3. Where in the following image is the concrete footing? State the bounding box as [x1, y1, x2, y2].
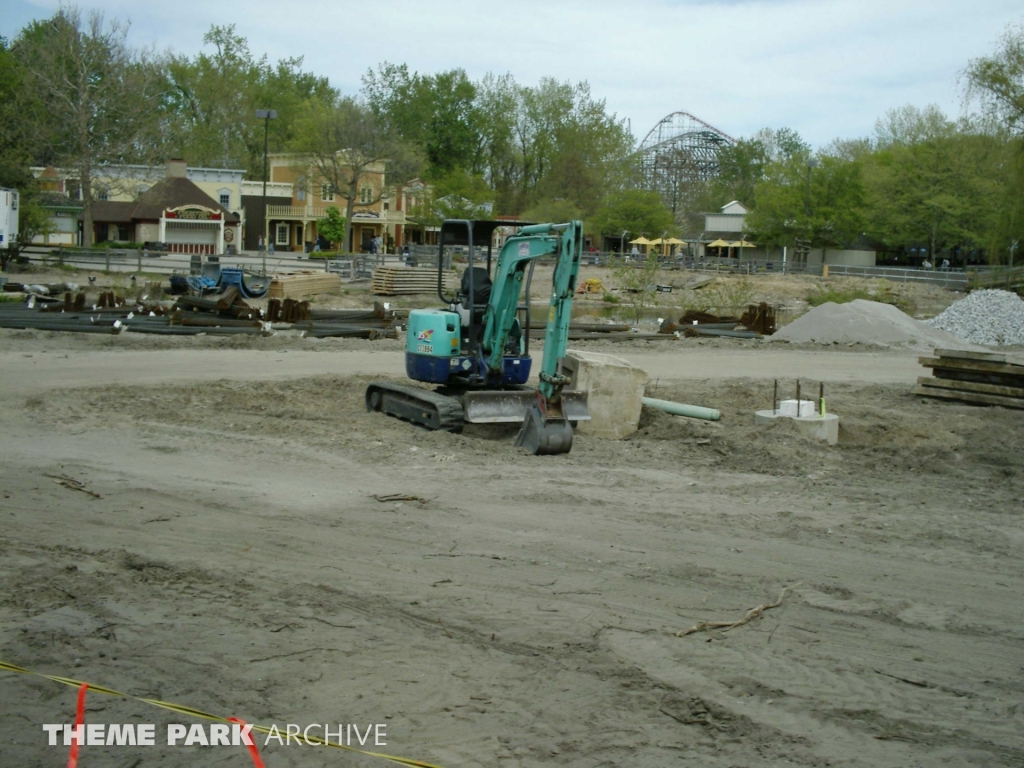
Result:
[755, 408, 840, 445]
[561, 350, 647, 439]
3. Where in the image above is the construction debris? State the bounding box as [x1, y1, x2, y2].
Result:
[0, 287, 399, 339]
[660, 304, 774, 338]
[914, 348, 1024, 410]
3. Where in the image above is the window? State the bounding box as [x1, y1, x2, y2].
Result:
[320, 183, 334, 202]
[219, 193, 230, 207]
[359, 186, 373, 204]
[95, 186, 109, 201]
[276, 223, 289, 245]
[296, 176, 306, 202]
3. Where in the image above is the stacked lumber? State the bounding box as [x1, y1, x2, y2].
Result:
[266, 272, 341, 300]
[371, 267, 458, 296]
[914, 348, 1024, 410]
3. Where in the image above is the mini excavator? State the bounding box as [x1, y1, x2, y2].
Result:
[365, 220, 590, 455]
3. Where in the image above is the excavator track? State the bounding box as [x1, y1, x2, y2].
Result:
[365, 381, 465, 433]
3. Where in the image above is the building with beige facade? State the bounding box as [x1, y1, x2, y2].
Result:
[258, 153, 409, 253]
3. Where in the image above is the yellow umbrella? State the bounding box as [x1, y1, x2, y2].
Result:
[648, 237, 664, 245]
[664, 237, 684, 245]
[629, 236, 652, 245]
[707, 238, 731, 247]
[730, 240, 756, 248]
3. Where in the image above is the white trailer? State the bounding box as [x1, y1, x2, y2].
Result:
[0, 188, 19, 250]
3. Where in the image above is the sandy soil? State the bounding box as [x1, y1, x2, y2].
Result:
[1, 326, 1022, 767]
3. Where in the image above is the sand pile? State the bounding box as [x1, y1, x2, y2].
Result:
[772, 299, 976, 349]
[924, 289, 1024, 346]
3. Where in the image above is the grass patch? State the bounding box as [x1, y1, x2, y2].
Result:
[806, 286, 873, 306]
[806, 283, 911, 312]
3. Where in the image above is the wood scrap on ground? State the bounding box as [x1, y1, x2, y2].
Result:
[373, 493, 433, 504]
[676, 582, 801, 637]
[43, 472, 102, 499]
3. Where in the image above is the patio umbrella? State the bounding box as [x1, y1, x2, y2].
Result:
[707, 239, 731, 247]
[730, 240, 756, 248]
[664, 237, 684, 245]
[629, 236, 652, 245]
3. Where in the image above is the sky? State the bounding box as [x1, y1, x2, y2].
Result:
[2, 0, 1021, 148]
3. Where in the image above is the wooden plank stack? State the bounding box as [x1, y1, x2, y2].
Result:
[914, 348, 1024, 410]
[266, 272, 341, 300]
[371, 267, 458, 296]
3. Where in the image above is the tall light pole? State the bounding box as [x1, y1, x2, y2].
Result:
[255, 109, 277, 261]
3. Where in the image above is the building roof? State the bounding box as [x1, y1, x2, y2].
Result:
[131, 176, 239, 222]
[90, 201, 136, 224]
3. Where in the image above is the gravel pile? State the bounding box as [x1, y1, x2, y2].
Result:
[924, 289, 1024, 346]
[772, 299, 978, 349]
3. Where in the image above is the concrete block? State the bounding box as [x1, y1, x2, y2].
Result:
[778, 399, 817, 417]
[561, 350, 647, 439]
[754, 409, 840, 445]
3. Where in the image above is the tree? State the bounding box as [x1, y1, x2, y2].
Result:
[408, 168, 495, 227]
[363, 63, 479, 178]
[292, 96, 420, 253]
[964, 22, 1024, 136]
[521, 198, 583, 225]
[745, 149, 866, 256]
[14, 7, 163, 246]
[590, 189, 676, 245]
[861, 105, 1001, 264]
[164, 25, 335, 177]
[0, 36, 46, 190]
[315, 207, 346, 248]
[963, 22, 1024, 260]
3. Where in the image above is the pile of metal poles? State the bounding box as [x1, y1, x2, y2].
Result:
[0, 288, 399, 339]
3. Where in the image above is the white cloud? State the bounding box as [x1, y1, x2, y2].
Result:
[4, 0, 1021, 146]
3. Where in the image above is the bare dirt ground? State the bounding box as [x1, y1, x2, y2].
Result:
[1, 323, 1023, 767]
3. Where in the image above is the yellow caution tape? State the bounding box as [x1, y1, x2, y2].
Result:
[0, 660, 445, 768]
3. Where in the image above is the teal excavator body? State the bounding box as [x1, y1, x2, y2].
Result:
[365, 220, 589, 454]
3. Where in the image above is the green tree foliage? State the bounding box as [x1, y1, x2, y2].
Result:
[965, 22, 1024, 136]
[0, 36, 44, 189]
[315, 207, 346, 247]
[364, 69, 632, 218]
[292, 96, 421, 253]
[590, 189, 676, 244]
[861, 105, 1001, 264]
[363, 63, 479, 177]
[746, 150, 866, 253]
[964, 22, 1024, 260]
[164, 25, 336, 176]
[408, 168, 495, 227]
[13, 8, 164, 246]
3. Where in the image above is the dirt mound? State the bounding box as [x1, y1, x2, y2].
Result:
[771, 299, 976, 349]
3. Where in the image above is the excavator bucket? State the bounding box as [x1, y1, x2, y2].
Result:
[462, 390, 590, 424]
[514, 403, 574, 455]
